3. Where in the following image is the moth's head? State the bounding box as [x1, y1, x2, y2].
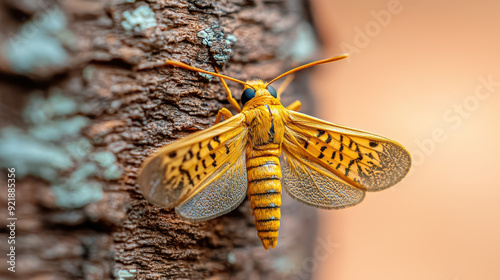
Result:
[161, 54, 348, 110]
[240, 80, 278, 107]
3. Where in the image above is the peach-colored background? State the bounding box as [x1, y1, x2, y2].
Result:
[308, 1, 500, 280]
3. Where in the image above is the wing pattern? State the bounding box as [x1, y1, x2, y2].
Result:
[138, 113, 247, 208]
[284, 111, 411, 192]
[280, 152, 365, 209]
[176, 153, 247, 221]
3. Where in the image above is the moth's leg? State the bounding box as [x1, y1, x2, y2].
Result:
[215, 108, 234, 124]
[277, 73, 295, 100]
[286, 100, 301, 111]
[214, 66, 242, 113]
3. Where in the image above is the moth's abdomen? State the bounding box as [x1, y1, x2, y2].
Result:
[246, 146, 282, 250]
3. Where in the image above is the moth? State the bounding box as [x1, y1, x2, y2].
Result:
[138, 54, 411, 250]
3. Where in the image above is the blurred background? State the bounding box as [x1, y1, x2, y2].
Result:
[1, 0, 499, 279]
[309, 1, 500, 280]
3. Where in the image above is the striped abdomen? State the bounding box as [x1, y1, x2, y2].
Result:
[246, 146, 282, 250]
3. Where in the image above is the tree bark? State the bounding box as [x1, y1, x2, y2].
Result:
[0, 0, 321, 279]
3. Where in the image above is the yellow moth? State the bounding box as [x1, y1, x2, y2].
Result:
[138, 55, 411, 249]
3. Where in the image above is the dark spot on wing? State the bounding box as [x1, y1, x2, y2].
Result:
[326, 134, 332, 144]
[180, 167, 193, 186]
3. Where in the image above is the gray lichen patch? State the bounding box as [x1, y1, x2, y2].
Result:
[1, 7, 73, 76]
[116, 269, 137, 280]
[23, 90, 79, 124]
[0, 90, 122, 208]
[29, 116, 90, 141]
[197, 23, 237, 65]
[121, 5, 157, 32]
[65, 138, 93, 161]
[0, 127, 73, 181]
[198, 72, 214, 81]
[89, 152, 123, 180]
[51, 181, 103, 209]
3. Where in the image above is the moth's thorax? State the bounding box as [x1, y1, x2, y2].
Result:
[243, 104, 286, 147]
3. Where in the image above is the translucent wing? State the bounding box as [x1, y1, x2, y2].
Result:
[176, 152, 247, 221]
[138, 113, 248, 219]
[281, 152, 365, 209]
[281, 110, 411, 208]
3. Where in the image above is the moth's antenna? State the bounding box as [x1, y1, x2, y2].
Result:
[165, 60, 248, 86]
[267, 54, 349, 86]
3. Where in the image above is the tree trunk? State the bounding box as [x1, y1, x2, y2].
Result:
[0, 0, 321, 279]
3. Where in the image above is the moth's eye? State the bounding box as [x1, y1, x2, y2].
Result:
[267, 85, 277, 98]
[241, 88, 256, 105]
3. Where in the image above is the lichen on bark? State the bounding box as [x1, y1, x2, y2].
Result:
[0, 0, 321, 279]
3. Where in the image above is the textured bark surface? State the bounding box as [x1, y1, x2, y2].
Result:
[0, 0, 321, 279]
